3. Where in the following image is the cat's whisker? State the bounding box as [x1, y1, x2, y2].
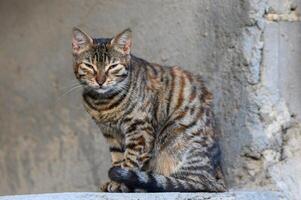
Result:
[56, 84, 83, 103]
[59, 82, 81, 91]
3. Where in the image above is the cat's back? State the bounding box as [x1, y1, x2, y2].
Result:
[134, 58, 213, 124]
[152, 63, 212, 115]
[139, 58, 209, 97]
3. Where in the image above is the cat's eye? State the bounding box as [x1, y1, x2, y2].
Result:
[83, 62, 93, 68]
[82, 60, 96, 72]
[108, 64, 118, 70]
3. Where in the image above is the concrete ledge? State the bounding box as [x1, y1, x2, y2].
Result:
[0, 192, 285, 200]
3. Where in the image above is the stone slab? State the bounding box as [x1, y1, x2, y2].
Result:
[0, 192, 285, 200]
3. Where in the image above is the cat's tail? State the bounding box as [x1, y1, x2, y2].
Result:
[108, 166, 226, 192]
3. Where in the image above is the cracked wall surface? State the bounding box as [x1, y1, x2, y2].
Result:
[0, 0, 300, 199]
[217, 0, 301, 199]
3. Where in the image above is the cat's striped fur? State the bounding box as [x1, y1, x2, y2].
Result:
[72, 28, 226, 192]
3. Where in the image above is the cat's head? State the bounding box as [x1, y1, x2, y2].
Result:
[72, 28, 132, 94]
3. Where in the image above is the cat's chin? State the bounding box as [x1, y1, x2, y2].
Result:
[95, 87, 110, 94]
[94, 86, 119, 96]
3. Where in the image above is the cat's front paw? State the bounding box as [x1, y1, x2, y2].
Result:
[100, 181, 129, 192]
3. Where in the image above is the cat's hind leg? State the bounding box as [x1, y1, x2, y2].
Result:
[108, 129, 227, 192]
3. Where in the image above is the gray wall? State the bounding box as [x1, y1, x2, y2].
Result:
[0, 0, 300, 197]
[0, 0, 222, 195]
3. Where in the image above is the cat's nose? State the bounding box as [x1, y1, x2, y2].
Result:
[96, 74, 106, 85]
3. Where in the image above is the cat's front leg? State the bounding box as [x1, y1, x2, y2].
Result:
[106, 136, 125, 167]
[100, 129, 128, 192]
[100, 180, 129, 192]
[122, 119, 155, 169]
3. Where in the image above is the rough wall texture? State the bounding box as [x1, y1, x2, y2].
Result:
[263, 1, 301, 199]
[0, 0, 300, 199]
[213, 1, 301, 199]
[217, 0, 301, 199]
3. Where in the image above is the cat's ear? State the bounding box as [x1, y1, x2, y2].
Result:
[72, 27, 93, 54]
[110, 28, 132, 55]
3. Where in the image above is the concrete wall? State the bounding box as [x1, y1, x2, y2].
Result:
[0, 0, 300, 199]
[270, 0, 301, 122]
[264, 1, 301, 199]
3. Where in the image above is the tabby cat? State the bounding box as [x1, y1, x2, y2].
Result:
[72, 27, 226, 192]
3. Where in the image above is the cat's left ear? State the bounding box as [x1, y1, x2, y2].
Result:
[72, 27, 93, 54]
[110, 28, 132, 55]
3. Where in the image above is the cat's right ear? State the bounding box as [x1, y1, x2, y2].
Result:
[72, 27, 93, 54]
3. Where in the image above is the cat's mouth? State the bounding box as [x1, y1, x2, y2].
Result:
[82, 82, 111, 94]
[85, 83, 103, 90]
